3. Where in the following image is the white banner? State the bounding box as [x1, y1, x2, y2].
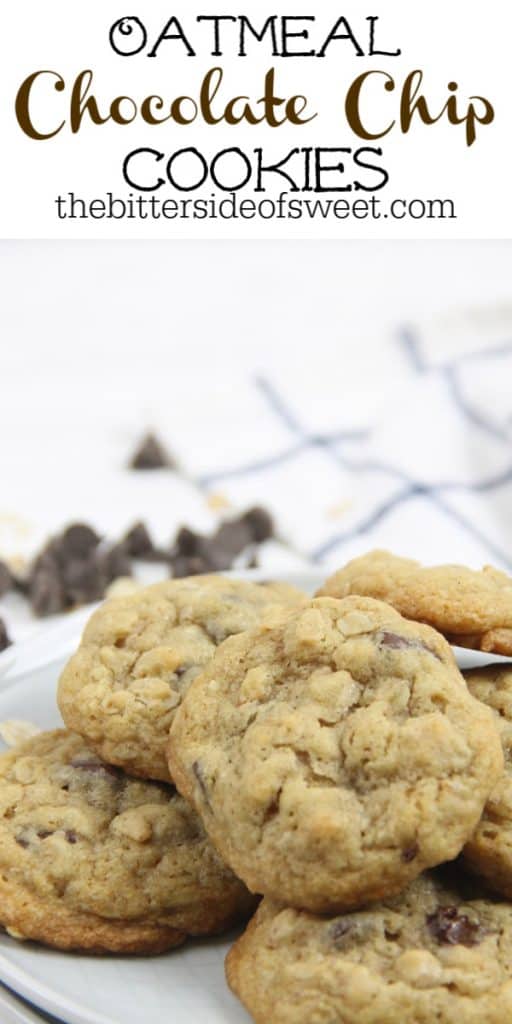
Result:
[1, 0, 510, 238]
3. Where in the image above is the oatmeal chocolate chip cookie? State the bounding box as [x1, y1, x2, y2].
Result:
[58, 575, 305, 782]
[462, 666, 512, 896]
[226, 869, 512, 1024]
[0, 730, 255, 954]
[169, 597, 502, 913]
[317, 550, 512, 654]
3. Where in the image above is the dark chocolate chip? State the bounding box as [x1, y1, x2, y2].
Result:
[175, 527, 202, 557]
[401, 843, 419, 863]
[65, 829, 78, 844]
[242, 507, 274, 543]
[263, 789, 282, 824]
[122, 522, 154, 558]
[29, 569, 66, 617]
[329, 919, 352, 947]
[0, 618, 11, 653]
[378, 632, 441, 660]
[60, 524, 102, 559]
[0, 562, 13, 598]
[12, 572, 30, 595]
[97, 544, 132, 584]
[129, 433, 174, 470]
[62, 557, 105, 606]
[15, 836, 29, 849]
[171, 555, 216, 579]
[213, 520, 253, 558]
[426, 906, 483, 947]
[37, 829, 53, 840]
[194, 540, 233, 572]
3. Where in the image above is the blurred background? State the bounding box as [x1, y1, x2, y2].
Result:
[1, 239, 512, 642]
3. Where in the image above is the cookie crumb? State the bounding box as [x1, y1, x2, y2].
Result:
[106, 577, 141, 600]
[0, 720, 41, 747]
[207, 492, 231, 512]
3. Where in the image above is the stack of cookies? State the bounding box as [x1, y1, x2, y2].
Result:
[2, 553, 512, 1024]
[0, 575, 304, 954]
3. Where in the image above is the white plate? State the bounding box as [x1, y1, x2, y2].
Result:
[0, 654, 253, 1024]
[0, 982, 64, 1023]
[0, 569, 509, 1024]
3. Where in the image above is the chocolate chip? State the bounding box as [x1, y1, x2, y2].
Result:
[402, 844, 419, 863]
[129, 433, 174, 470]
[122, 521, 154, 559]
[0, 618, 11, 653]
[0, 562, 13, 598]
[62, 557, 105, 605]
[29, 569, 66, 617]
[426, 906, 483, 947]
[242, 507, 274, 543]
[196, 540, 233, 572]
[15, 836, 29, 849]
[329, 919, 352, 947]
[378, 632, 441, 660]
[263, 789, 282, 824]
[60, 524, 101, 559]
[37, 829, 53, 840]
[97, 544, 132, 584]
[172, 554, 218, 579]
[172, 531, 232, 575]
[213, 520, 253, 558]
[175, 527, 202, 557]
[65, 829, 78, 844]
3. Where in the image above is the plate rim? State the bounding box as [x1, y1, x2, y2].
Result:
[0, 955, 115, 1024]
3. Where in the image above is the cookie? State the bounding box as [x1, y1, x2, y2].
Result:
[58, 575, 305, 782]
[462, 666, 512, 896]
[318, 550, 512, 654]
[168, 596, 502, 912]
[226, 869, 512, 1024]
[0, 730, 255, 954]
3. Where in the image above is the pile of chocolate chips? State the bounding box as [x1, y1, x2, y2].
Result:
[0, 506, 274, 619]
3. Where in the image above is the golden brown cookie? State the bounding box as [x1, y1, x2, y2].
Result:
[226, 870, 512, 1024]
[0, 730, 255, 954]
[463, 665, 512, 896]
[318, 550, 512, 654]
[58, 575, 305, 781]
[169, 596, 502, 913]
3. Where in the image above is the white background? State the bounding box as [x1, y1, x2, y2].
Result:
[1, 237, 511, 591]
[0, 0, 510, 238]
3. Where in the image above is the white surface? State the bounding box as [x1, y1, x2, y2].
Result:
[2, 240, 510, 374]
